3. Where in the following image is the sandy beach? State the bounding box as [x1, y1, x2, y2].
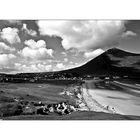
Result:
[82, 80, 140, 116]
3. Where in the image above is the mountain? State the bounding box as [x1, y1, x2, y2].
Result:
[60, 48, 140, 78]
[4, 48, 140, 79]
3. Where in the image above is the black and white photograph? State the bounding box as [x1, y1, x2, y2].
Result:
[1, 1, 140, 140]
[0, 20, 140, 120]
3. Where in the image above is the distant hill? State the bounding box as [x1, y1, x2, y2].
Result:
[2, 48, 140, 79]
[60, 48, 140, 77]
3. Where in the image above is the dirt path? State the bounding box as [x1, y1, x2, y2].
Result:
[81, 82, 115, 114]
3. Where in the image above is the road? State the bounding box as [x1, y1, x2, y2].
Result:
[82, 80, 140, 116]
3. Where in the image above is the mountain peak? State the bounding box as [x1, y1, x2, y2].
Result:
[61, 47, 140, 77]
[107, 47, 124, 53]
[106, 47, 136, 57]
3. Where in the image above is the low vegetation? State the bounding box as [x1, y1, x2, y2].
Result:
[1, 81, 140, 120]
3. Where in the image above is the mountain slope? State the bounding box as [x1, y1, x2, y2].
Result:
[60, 48, 140, 77]
[11, 48, 140, 79]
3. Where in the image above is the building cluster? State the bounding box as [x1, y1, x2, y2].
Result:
[0, 72, 130, 83]
[0, 72, 81, 83]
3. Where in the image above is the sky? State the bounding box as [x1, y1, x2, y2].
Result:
[0, 20, 139, 74]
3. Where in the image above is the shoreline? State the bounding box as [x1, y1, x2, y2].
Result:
[82, 80, 140, 116]
[81, 83, 116, 114]
[62, 81, 117, 114]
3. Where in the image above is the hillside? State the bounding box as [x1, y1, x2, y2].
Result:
[1, 48, 140, 79]
[60, 48, 140, 77]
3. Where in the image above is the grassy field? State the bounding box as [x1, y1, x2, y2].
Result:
[1, 81, 140, 120]
[0, 81, 78, 119]
[0, 83, 67, 103]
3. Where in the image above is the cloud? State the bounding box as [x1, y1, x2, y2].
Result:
[0, 54, 16, 65]
[15, 64, 39, 72]
[20, 47, 53, 60]
[22, 23, 37, 36]
[20, 39, 54, 59]
[65, 62, 81, 70]
[37, 64, 52, 71]
[0, 27, 20, 44]
[8, 20, 22, 24]
[121, 30, 137, 38]
[37, 20, 135, 51]
[64, 58, 68, 62]
[84, 48, 105, 59]
[69, 61, 74, 64]
[0, 42, 15, 53]
[56, 63, 65, 70]
[14, 63, 52, 73]
[61, 51, 67, 56]
[24, 39, 46, 49]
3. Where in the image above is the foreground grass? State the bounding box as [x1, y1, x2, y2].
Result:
[1, 81, 140, 120]
[3, 111, 140, 120]
[0, 82, 77, 118]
